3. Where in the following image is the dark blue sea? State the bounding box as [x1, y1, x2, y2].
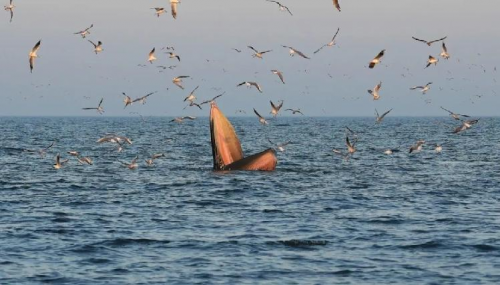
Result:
[1, 117, 499, 284]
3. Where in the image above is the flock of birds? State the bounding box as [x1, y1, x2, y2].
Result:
[5, 0, 492, 169]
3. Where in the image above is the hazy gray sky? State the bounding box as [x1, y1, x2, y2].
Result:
[1, 0, 499, 116]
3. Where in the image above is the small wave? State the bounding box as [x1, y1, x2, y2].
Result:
[271, 239, 328, 247]
[98, 238, 171, 247]
[400, 240, 443, 249]
[471, 244, 498, 252]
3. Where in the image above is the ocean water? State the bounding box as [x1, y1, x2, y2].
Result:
[1, 116, 499, 284]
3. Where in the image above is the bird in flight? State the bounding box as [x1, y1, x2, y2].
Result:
[74, 24, 93, 38]
[172, 76, 190, 89]
[369, 49, 385, 69]
[82, 98, 104, 114]
[268, 139, 291, 152]
[199, 92, 225, 106]
[412, 36, 447, 46]
[151, 7, 166, 17]
[29, 40, 41, 73]
[170, 0, 179, 19]
[453, 119, 479, 134]
[122, 93, 133, 108]
[440, 42, 450, 60]
[168, 52, 181, 62]
[148, 48, 157, 64]
[271, 70, 285, 84]
[145, 153, 165, 166]
[282, 46, 310, 59]
[88, 40, 103, 54]
[314, 28, 340, 54]
[133, 91, 157, 105]
[425, 55, 438, 68]
[266, 0, 293, 15]
[332, 0, 341, 12]
[375, 108, 392, 123]
[4, 0, 15, 23]
[333, 136, 357, 160]
[285, 108, 304, 115]
[53, 154, 69, 170]
[170, 116, 196, 123]
[120, 156, 139, 170]
[409, 140, 425, 154]
[368, 82, 382, 100]
[440, 107, 470, 121]
[248, 46, 272, 59]
[253, 109, 268, 125]
[270, 100, 284, 117]
[410, 82, 432, 94]
[23, 141, 55, 158]
[237, 81, 263, 93]
[183, 86, 200, 103]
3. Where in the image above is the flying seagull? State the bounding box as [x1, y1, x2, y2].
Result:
[23, 141, 55, 158]
[332, 0, 341, 12]
[369, 49, 385, 69]
[282, 46, 310, 59]
[53, 154, 69, 170]
[151, 7, 166, 17]
[183, 86, 200, 103]
[145, 153, 165, 166]
[410, 82, 432, 94]
[268, 139, 291, 152]
[425, 55, 438, 68]
[266, 0, 293, 15]
[148, 48, 157, 63]
[88, 40, 103, 54]
[409, 140, 425, 153]
[375, 108, 392, 123]
[248, 46, 272, 59]
[29, 40, 41, 73]
[332, 136, 357, 160]
[453, 119, 479, 134]
[285, 108, 304, 115]
[237, 81, 263, 93]
[168, 52, 181, 61]
[82, 98, 104, 114]
[172, 75, 190, 89]
[368, 81, 382, 100]
[314, 28, 340, 54]
[120, 156, 139, 170]
[170, 116, 196, 123]
[199, 92, 225, 106]
[133, 91, 157, 105]
[412, 36, 447, 46]
[74, 24, 93, 38]
[122, 93, 133, 108]
[170, 0, 179, 19]
[270, 100, 284, 117]
[271, 70, 285, 84]
[440, 107, 470, 120]
[440, 42, 450, 60]
[4, 0, 14, 23]
[253, 109, 268, 125]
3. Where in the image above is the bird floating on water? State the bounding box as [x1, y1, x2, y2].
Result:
[409, 140, 425, 153]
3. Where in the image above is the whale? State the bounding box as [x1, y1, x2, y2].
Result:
[210, 102, 277, 171]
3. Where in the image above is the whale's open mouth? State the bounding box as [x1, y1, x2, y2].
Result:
[210, 102, 277, 171]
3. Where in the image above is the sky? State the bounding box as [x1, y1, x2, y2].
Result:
[0, 0, 499, 117]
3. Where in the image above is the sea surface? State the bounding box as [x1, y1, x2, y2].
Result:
[1, 116, 499, 284]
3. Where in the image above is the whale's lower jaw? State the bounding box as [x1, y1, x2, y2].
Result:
[219, 149, 277, 171]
